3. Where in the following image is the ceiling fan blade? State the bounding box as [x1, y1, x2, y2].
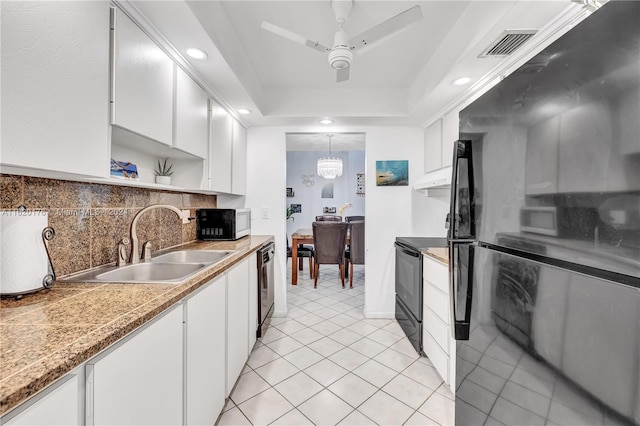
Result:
[348, 5, 422, 55]
[261, 21, 330, 53]
[336, 67, 350, 83]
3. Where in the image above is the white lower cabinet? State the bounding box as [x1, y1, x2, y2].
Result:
[422, 255, 455, 393]
[248, 253, 258, 351]
[226, 258, 250, 395]
[86, 304, 183, 426]
[2, 374, 81, 426]
[3, 251, 263, 425]
[185, 275, 227, 426]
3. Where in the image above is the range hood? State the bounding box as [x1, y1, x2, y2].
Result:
[413, 166, 452, 197]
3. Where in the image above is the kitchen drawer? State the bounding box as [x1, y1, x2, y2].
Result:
[424, 256, 449, 294]
[423, 328, 449, 384]
[424, 307, 449, 355]
[424, 282, 449, 324]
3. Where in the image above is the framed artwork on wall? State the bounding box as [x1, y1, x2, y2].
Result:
[321, 183, 334, 198]
[376, 160, 408, 186]
[356, 173, 365, 196]
[110, 159, 139, 180]
[286, 187, 294, 197]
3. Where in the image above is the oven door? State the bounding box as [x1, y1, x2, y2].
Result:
[394, 242, 423, 320]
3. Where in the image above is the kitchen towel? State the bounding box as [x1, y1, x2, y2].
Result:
[0, 210, 49, 295]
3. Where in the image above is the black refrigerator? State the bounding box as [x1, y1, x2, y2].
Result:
[448, 3, 640, 425]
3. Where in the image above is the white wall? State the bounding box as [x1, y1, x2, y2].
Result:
[246, 125, 427, 318]
[285, 150, 365, 238]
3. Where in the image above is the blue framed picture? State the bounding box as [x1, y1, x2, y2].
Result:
[376, 160, 408, 186]
[110, 159, 139, 180]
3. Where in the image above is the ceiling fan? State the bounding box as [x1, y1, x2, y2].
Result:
[261, 0, 423, 82]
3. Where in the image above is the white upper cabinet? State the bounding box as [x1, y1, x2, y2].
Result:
[424, 119, 443, 173]
[209, 101, 233, 193]
[174, 67, 209, 159]
[441, 106, 463, 168]
[0, 1, 110, 178]
[232, 120, 248, 195]
[111, 7, 174, 146]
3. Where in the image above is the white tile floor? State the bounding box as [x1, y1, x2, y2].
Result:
[216, 264, 454, 426]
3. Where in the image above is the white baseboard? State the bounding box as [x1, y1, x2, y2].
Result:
[364, 311, 395, 319]
[272, 309, 288, 318]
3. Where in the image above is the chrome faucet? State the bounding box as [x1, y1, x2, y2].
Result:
[129, 204, 186, 264]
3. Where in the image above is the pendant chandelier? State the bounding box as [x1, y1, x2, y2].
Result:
[317, 134, 343, 179]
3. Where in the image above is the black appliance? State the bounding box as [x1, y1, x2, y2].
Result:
[196, 208, 251, 241]
[449, 4, 640, 425]
[257, 242, 275, 338]
[395, 237, 448, 354]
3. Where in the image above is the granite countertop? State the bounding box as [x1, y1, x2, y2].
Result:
[0, 235, 273, 416]
[422, 247, 449, 265]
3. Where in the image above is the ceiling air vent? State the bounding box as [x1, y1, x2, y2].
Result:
[480, 30, 538, 58]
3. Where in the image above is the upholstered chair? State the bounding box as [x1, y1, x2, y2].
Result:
[311, 221, 349, 288]
[345, 216, 365, 223]
[315, 215, 342, 222]
[344, 221, 365, 288]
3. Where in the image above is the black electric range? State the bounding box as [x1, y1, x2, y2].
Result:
[394, 237, 448, 354]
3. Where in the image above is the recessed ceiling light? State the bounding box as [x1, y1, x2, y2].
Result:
[238, 108, 251, 115]
[186, 48, 208, 60]
[452, 77, 471, 86]
[320, 119, 333, 125]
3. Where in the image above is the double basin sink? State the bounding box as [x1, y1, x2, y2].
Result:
[60, 250, 233, 284]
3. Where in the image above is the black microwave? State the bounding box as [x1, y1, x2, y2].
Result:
[196, 209, 251, 241]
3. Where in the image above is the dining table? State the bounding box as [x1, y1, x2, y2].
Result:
[291, 227, 350, 285]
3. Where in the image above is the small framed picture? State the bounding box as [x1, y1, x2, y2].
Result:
[291, 204, 302, 213]
[376, 160, 408, 186]
[110, 159, 139, 180]
[323, 207, 336, 213]
[286, 187, 295, 197]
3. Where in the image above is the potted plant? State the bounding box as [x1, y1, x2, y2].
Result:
[154, 158, 174, 185]
[286, 205, 298, 221]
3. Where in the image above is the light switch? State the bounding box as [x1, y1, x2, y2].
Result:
[261, 207, 270, 219]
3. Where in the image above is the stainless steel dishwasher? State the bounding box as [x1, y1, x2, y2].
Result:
[257, 242, 275, 338]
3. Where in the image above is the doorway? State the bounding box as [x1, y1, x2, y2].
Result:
[285, 132, 366, 298]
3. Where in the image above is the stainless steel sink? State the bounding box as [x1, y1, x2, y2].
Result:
[94, 262, 206, 283]
[150, 250, 233, 264]
[58, 249, 235, 284]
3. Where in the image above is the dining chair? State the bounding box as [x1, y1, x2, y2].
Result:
[286, 237, 314, 278]
[345, 216, 365, 223]
[344, 221, 365, 288]
[312, 221, 349, 288]
[315, 215, 342, 222]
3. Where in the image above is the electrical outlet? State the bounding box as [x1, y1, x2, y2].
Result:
[181, 209, 190, 224]
[261, 207, 270, 219]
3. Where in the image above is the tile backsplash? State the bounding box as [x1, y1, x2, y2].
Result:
[0, 174, 216, 276]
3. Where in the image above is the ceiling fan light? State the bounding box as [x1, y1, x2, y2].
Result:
[328, 46, 353, 70]
[332, 60, 349, 70]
